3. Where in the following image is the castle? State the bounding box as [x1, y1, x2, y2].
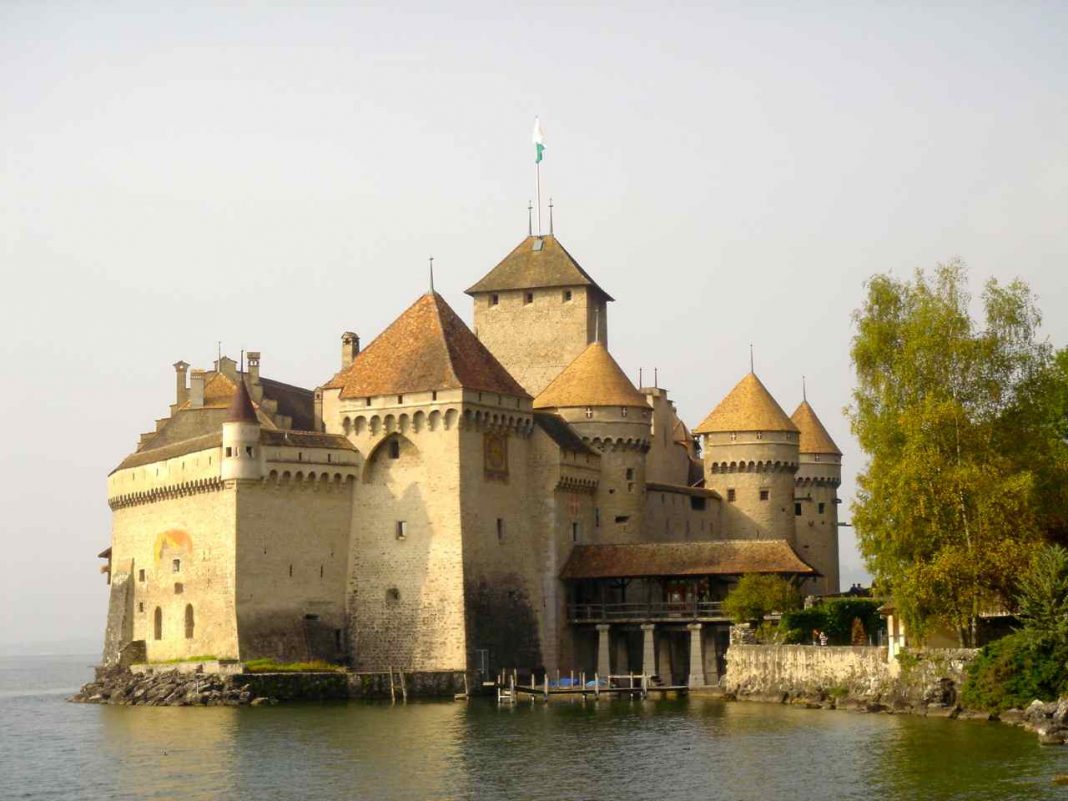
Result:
[99, 230, 842, 686]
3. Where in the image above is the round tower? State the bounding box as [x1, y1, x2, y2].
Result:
[694, 372, 799, 541]
[534, 342, 650, 542]
[791, 398, 842, 595]
[221, 377, 264, 482]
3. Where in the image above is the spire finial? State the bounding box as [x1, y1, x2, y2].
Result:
[549, 197, 554, 235]
[749, 343, 754, 373]
[802, 375, 807, 402]
[429, 256, 435, 293]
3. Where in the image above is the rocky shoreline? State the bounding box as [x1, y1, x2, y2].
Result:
[70, 667, 278, 707]
[726, 689, 1068, 746]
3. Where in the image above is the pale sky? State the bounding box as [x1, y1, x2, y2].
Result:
[2, 1, 1066, 651]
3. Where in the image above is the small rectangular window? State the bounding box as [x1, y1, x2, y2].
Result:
[524, 291, 534, 305]
[584, 406, 593, 419]
[432, 391, 438, 401]
[174, 582, 183, 594]
[496, 518, 504, 543]
[729, 432, 737, 442]
[759, 489, 770, 501]
[365, 397, 372, 406]
[245, 446, 253, 457]
[818, 502, 826, 514]
[727, 488, 736, 503]
[625, 468, 635, 480]
[388, 439, 400, 459]
[396, 521, 407, 540]
[571, 521, 580, 542]
[621, 407, 628, 417]
[138, 601, 144, 613]
[225, 446, 233, 457]
[172, 559, 181, 573]
[563, 290, 572, 302]
[795, 502, 802, 516]
[490, 294, 499, 306]
[614, 515, 629, 524]
[397, 395, 404, 404]
[138, 569, 146, 582]
[690, 497, 706, 511]
[595, 508, 600, 527]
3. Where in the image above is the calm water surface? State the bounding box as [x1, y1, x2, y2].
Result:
[1, 654, 1065, 800]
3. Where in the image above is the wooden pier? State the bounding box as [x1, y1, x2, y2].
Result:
[495, 670, 688, 703]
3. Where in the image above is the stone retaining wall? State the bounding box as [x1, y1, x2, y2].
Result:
[726, 645, 892, 701]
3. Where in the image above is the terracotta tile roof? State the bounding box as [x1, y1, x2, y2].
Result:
[693, 372, 799, 435]
[112, 432, 222, 474]
[533, 342, 648, 409]
[534, 412, 597, 455]
[227, 378, 258, 423]
[464, 234, 613, 300]
[790, 400, 842, 455]
[260, 430, 356, 450]
[559, 540, 817, 580]
[323, 293, 529, 400]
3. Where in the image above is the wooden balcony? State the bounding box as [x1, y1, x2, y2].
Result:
[567, 600, 728, 624]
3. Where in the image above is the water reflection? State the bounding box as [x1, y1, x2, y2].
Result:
[3, 662, 1067, 801]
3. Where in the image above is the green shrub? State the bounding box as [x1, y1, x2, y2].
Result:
[960, 631, 1068, 712]
[779, 599, 884, 645]
[722, 575, 802, 624]
[243, 658, 343, 673]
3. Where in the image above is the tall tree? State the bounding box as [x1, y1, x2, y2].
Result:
[848, 261, 1067, 645]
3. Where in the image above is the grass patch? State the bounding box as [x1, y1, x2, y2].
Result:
[136, 655, 220, 666]
[242, 658, 344, 673]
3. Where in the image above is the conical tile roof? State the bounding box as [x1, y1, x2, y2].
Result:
[227, 378, 259, 423]
[790, 400, 842, 455]
[465, 234, 613, 300]
[693, 372, 798, 434]
[534, 342, 647, 409]
[323, 293, 529, 400]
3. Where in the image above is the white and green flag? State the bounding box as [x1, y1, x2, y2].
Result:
[532, 117, 546, 163]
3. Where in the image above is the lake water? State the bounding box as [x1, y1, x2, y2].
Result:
[1, 654, 1065, 800]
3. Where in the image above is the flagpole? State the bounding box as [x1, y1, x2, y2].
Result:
[536, 161, 542, 236]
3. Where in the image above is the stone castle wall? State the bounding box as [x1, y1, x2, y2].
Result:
[234, 475, 354, 661]
[108, 486, 240, 662]
[472, 286, 604, 397]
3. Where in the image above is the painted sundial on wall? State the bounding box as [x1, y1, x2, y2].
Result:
[483, 433, 508, 481]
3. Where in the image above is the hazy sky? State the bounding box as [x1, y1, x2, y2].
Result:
[2, 2, 1066, 651]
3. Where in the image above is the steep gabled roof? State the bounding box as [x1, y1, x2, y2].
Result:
[533, 342, 647, 409]
[465, 234, 613, 300]
[790, 400, 842, 455]
[323, 292, 529, 400]
[693, 372, 798, 435]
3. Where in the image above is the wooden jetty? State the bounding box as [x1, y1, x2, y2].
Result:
[495, 669, 688, 703]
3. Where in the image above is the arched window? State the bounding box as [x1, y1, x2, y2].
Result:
[184, 604, 194, 639]
[153, 607, 162, 640]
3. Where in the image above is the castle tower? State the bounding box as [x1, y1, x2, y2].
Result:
[221, 377, 264, 482]
[694, 373, 800, 541]
[791, 399, 842, 595]
[534, 342, 650, 542]
[466, 234, 612, 397]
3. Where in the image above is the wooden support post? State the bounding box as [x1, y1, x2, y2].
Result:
[544, 673, 549, 700]
[594, 673, 600, 698]
[400, 671, 407, 703]
[389, 667, 395, 704]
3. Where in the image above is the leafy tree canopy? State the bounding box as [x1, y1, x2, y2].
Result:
[722, 575, 802, 624]
[848, 261, 1067, 645]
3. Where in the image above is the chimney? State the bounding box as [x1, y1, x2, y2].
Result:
[173, 361, 190, 405]
[189, 369, 206, 408]
[341, 332, 360, 369]
[247, 351, 261, 385]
